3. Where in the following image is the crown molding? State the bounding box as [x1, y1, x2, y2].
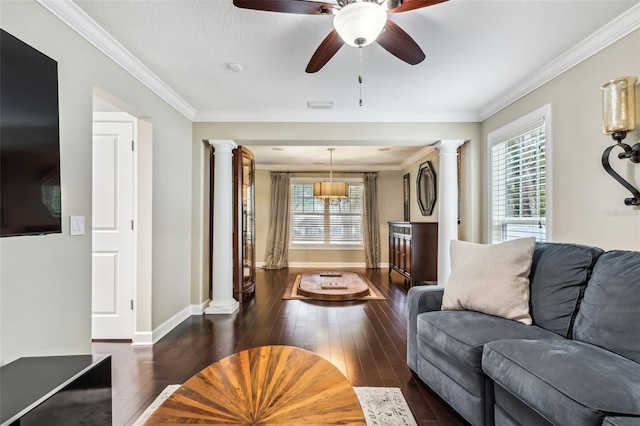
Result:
[37, 0, 196, 120]
[478, 3, 640, 122]
[399, 145, 437, 169]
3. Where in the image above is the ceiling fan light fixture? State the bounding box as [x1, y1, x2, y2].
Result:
[333, 1, 387, 47]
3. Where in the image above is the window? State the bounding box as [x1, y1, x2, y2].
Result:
[489, 105, 552, 243]
[290, 178, 363, 249]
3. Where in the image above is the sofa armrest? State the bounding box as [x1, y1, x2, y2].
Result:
[406, 286, 445, 371]
[407, 286, 445, 316]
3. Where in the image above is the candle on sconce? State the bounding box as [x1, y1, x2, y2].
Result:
[601, 76, 637, 135]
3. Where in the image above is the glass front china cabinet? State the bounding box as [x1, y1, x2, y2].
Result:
[209, 145, 255, 302]
[235, 146, 255, 297]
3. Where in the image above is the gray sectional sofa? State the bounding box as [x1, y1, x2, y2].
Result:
[407, 242, 640, 425]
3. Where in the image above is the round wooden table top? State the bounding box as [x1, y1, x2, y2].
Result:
[297, 271, 370, 301]
[144, 345, 365, 425]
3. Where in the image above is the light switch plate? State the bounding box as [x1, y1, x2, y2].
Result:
[70, 216, 85, 236]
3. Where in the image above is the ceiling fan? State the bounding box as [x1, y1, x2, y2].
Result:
[233, 0, 448, 73]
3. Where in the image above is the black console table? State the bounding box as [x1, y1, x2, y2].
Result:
[0, 354, 111, 426]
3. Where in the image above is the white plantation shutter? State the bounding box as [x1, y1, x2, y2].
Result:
[490, 115, 548, 243]
[290, 181, 363, 247]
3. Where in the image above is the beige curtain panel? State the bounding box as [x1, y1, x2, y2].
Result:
[263, 172, 291, 269]
[362, 172, 380, 269]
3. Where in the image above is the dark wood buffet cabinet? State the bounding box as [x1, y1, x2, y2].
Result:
[388, 222, 438, 286]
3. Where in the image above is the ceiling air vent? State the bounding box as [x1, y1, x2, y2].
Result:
[307, 101, 334, 110]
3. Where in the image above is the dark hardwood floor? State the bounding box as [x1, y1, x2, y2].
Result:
[92, 267, 465, 426]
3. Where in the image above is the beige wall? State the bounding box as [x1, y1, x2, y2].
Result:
[255, 169, 271, 264]
[191, 141, 210, 306]
[481, 30, 640, 250]
[1, 1, 193, 364]
[377, 170, 405, 263]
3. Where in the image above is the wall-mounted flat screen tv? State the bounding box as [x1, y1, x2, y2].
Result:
[1, 29, 62, 237]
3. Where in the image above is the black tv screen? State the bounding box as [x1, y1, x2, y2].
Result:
[1, 29, 62, 237]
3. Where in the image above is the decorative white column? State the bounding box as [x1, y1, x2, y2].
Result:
[205, 140, 239, 314]
[435, 140, 465, 287]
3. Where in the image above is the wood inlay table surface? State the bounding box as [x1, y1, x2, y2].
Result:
[144, 345, 365, 425]
[297, 271, 370, 301]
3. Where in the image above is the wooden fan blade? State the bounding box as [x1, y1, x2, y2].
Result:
[233, 0, 336, 15]
[376, 20, 425, 65]
[388, 0, 448, 13]
[306, 30, 344, 73]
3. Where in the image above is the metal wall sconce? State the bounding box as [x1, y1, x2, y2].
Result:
[601, 76, 640, 206]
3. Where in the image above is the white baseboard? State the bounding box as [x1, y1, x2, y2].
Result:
[152, 305, 191, 344]
[131, 332, 153, 346]
[131, 304, 192, 346]
[191, 299, 210, 315]
[131, 300, 213, 346]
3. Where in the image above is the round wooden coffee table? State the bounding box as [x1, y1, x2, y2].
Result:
[144, 345, 365, 425]
[297, 271, 370, 301]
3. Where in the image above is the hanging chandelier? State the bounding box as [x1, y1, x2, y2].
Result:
[314, 148, 349, 205]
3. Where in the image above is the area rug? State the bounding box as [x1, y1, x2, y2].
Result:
[133, 385, 416, 426]
[283, 272, 386, 301]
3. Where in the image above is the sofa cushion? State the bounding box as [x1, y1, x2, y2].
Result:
[416, 341, 485, 394]
[573, 250, 640, 362]
[529, 242, 603, 337]
[603, 417, 640, 426]
[413, 347, 490, 425]
[493, 384, 554, 426]
[417, 311, 562, 374]
[483, 339, 640, 426]
[442, 238, 536, 324]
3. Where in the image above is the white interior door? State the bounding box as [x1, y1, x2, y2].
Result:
[92, 121, 134, 339]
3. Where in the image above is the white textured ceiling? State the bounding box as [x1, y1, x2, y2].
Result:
[77, 0, 640, 167]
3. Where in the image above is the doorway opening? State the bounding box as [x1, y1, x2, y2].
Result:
[91, 89, 153, 344]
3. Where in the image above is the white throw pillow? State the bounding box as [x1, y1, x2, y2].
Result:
[441, 237, 536, 324]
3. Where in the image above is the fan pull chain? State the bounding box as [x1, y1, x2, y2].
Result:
[358, 47, 363, 107]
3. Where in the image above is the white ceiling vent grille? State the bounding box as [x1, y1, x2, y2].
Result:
[307, 101, 334, 110]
